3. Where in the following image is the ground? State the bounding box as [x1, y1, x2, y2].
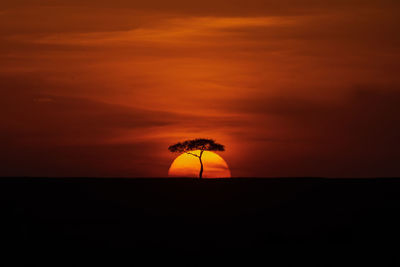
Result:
[1, 178, 400, 265]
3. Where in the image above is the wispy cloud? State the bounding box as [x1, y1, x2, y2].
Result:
[1, 0, 400, 177]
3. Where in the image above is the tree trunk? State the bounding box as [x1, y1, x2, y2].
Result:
[199, 150, 204, 179]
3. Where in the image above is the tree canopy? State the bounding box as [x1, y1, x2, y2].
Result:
[168, 138, 224, 153]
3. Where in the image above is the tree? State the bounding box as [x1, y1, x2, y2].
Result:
[168, 138, 225, 179]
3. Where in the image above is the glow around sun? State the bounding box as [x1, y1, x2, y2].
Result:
[168, 150, 231, 178]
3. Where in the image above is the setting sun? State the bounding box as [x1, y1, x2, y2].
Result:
[168, 150, 231, 178]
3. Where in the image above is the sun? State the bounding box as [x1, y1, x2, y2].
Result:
[168, 150, 231, 178]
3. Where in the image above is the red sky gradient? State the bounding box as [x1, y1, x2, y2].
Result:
[1, 0, 400, 177]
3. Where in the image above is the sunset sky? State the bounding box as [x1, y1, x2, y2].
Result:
[1, 0, 400, 177]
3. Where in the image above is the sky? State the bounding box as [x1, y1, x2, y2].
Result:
[1, 0, 400, 177]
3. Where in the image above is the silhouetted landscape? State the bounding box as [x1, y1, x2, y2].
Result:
[3, 0, 400, 265]
[2, 178, 400, 265]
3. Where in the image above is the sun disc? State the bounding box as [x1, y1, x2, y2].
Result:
[168, 150, 231, 178]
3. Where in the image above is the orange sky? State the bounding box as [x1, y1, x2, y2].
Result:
[1, 0, 400, 177]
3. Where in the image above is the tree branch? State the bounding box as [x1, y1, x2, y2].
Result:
[186, 152, 199, 158]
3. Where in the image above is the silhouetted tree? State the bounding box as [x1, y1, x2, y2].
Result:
[168, 138, 225, 179]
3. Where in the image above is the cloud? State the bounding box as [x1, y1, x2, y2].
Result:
[1, 0, 400, 177]
[0, 141, 169, 177]
[0, 73, 185, 146]
[224, 85, 400, 135]
[222, 87, 400, 177]
[3, 0, 399, 17]
[0, 73, 242, 177]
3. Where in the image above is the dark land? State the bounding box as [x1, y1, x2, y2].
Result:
[2, 177, 400, 265]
